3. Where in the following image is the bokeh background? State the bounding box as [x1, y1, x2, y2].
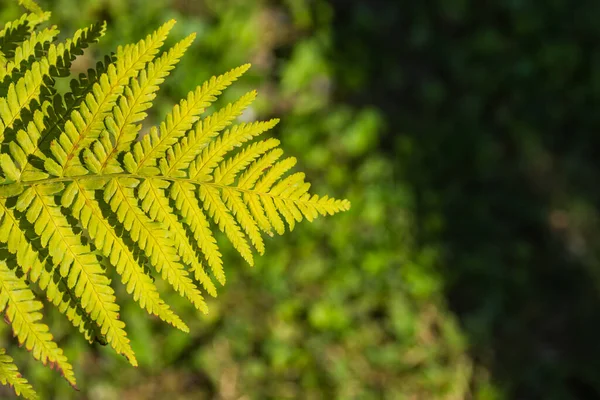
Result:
[2, 0, 600, 398]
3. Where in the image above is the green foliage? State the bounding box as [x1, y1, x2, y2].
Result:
[0, 1, 349, 397]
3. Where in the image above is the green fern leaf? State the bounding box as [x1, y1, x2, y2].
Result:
[0, 25, 59, 81]
[0, 3, 350, 398]
[0, 260, 76, 387]
[0, 348, 37, 400]
[138, 178, 217, 296]
[17, 185, 137, 365]
[0, 199, 101, 343]
[46, 20, 175, 177]
[0, 22, 106, 142]
[125, 64, 251, 174]
[61, 181, 189, 331]
[0, 12, 50, 59]
[104, 178, 208, 312]
[97, 33, 196, 171]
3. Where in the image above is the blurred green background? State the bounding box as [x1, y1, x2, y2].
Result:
[2, 0, 600, 398]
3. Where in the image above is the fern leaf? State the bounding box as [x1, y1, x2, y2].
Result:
[236, 148, 284, 235]
[46, 19, 176, 177]
[0, 11, 350, 398]
[44, 275, 104, 345]
[0, 60, 48, 132]
[214, 138, 280, 186]
[62, 181, 189, 331]
[222, 188, 265, 254]
[138, 178, 216, 296]
[0, 26, 59, 82]
[104, 178, 208, 312]
[170, 181, 225, 284]
[5, 107, 48, 182]
[0, 12, 50, 58]
[237, 148, 285, 190]
[125, 64, 251, 173]
[200, 185, 254, 265]
[189, 119, 280, 181]
[0, 260, 76, 387]
[95, 33, 196, 174]
[0, 348, 37, 400]
[159, 90, 257, 177]
[0, 199, 101, 343]
[16, 53, 115, 182]
[0, 22, 106, 142]
[16, 186, 136, 365]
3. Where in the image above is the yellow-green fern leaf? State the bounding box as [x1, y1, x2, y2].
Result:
[44, 19, 176, 177]
[210, 137, 282, 253]
[17, 0, 44, 16]
[19, 52, 115, 172]
[189, 119, 280, 181]
[0, 12, 50, 59]
[44, 275, 105, 345]
[0, 199, 101, 343]
[159, 90, 258, 177]
[0, 9, 350, 398]
[222, 188, 266, 254]
[138, 178, 217, 296]
[237, 148, 285, 234]
[125, 64, 251, 174]
[96, 33, 196, 173]
[199, 185, 254, 266]
[0, 26, 59, 81]
[16, 185, 136, 365]
[0, 22, 106, 142]
[61, 181, 189, 331]
[0, 348, 38, 400]
[0, 260, 76, 387]
[170, 181, 225, 284]
[104, 178, 208, 312]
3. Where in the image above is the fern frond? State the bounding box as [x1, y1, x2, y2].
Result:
[44, 19, 176, 177]
[44, 274, 104, 345]
[0, 10, 350, 398]
[125, 64, 251, 174]
[159, 90, 257, 177]
[213, 138, 281, 252]
[104, 178, 208, 312]
[0, 199, 101, 343]
[170, 181, 225, 284]
[221, 188, 265, 254]
[15, 53, 115, 181]
[0, 22, 106, 141]
[0, 260, 76, 387]
[190, 119, 280, 181]
[0, 348, 37, 400]
[0, 60, 48, 133]
[16, 185, 136, 365]
[0, 26, 59, 82]
[199, 185, 254, 265]
[1, 107, 48, 185]
[0, 12, 50, 58]
[17, 0, 44, 16]
[214, 138, 280, 186]
[96, 33, 196, 173]
[138, 178, 217, 296]
[61, 181, 189, 331]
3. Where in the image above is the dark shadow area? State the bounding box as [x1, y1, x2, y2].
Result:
[329, 1, 600, 398]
